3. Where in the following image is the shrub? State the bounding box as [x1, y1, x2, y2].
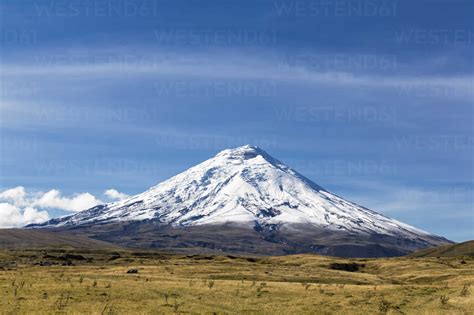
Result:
[173, 300, 182, 313]
[318, 284, 324, 294]
[55, 292, 71, 310]
[101, 302, 116, 315]
[439, 295, 449, 306]
[207, 280, 215, 290]
[378, 300, 390, 313]
[256, 282, 267, 296]
[163, 292, 170, 305]
[460, 284, 470, 297]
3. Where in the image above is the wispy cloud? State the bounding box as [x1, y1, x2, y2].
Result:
[343, 180, 473, 214]
[2, 52, 472, 96]
[337, 180, 474, 241]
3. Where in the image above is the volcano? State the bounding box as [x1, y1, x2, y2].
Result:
[29, 145, 451, 257]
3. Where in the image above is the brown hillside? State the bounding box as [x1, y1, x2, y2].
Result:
[409, 240, 474, 257]
[0, 229, 119, 250]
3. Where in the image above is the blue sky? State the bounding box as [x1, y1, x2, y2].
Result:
[0, 0, 473, 241]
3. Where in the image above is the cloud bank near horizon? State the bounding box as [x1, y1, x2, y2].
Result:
[0, 186, 129, 228]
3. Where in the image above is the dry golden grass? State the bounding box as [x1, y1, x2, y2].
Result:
[0, 249, 473, 314]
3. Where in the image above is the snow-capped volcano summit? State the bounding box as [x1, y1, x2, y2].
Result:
[32, 145, 450, 257]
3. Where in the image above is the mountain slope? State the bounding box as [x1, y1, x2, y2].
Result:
[408, 240, 474, 258]
[30, 145, 451, 257]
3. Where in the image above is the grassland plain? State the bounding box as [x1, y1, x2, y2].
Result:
[0, 248, 473, 314]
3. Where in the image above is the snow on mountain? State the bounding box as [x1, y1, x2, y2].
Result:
[34, 145, 440, 244]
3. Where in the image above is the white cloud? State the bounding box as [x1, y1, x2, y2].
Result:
[0, 203, 23, 228]
[0, 203, 49, 228]
[34, 189, 103, 212]
[0, 186, 27, 206]
[23, 207, 49, 224]
[0, 186, 113, 228]
[104, 189, 129, 201]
